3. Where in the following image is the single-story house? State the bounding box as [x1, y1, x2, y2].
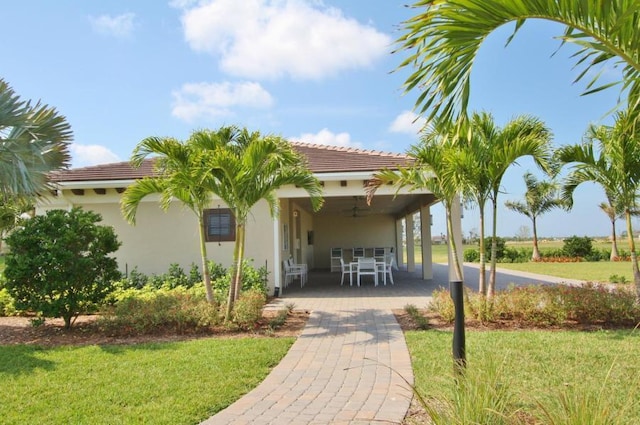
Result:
[40, 142, 464, 294]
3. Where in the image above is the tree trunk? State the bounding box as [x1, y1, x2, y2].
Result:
[488, 199, 498, 298]
[198, 214, 214, 303]
[625, 210, 640, 298]
[610, 219, 619, 261]
[225, 222, 246, 322]
[531, 217, 541, 261]
[478, 205, 486, 295]
[446, 205, 463, 282]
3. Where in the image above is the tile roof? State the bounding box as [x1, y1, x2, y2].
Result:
[49, 142, 412, 183]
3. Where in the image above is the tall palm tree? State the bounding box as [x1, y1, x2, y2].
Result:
[121, 134, 220, 303]
[471, 113, 552, 296]
[121, 127, 324, 318]
[194, 127, 324, 320]
[367, 120, 465, 281]
[0, 79, 71, 197]
[504, 172, 565, 261]
[556, 110, 640, 296]
[397, 1, 640, 124]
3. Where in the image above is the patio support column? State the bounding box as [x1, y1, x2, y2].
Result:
[420, 204, 433, 280]
[406, 213, 415, 273]
[448, 195, 465, 281]
[273, 217, 282, 295]
[395, 219, 404, 269]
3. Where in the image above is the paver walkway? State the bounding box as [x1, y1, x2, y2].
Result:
[201, 263, 582, 424]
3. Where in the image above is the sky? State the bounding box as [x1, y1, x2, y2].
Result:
[0, 1, 626, 239]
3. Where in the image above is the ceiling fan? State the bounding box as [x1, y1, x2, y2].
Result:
[343, 196, 370, 218]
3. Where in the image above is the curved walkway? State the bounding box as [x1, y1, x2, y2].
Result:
[201, 263, 582, 425]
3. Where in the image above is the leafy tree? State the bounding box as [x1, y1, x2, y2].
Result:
[0, 78, 71, 197]
[4, 208, 121, 329]
[367, 119, 466, 281]
[121, 126, 323, 321]
[557, 107, 640, 296]
[505, 172, 566, 260]
[397, 0, 640, 125]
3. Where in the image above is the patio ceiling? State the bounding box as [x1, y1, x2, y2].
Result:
[293, 193, 438, 219]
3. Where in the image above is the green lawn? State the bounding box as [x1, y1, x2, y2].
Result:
[0, 337, 294, 425]
[406, 329, 640, 421]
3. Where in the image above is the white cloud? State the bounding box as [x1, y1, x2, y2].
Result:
[389, 111, 427, 135]
[171, 81, 274, 122]
[296, 128, 362, 148]
[89, 13, 136, 39]
[71, 144, 121, 167]
[175, 0, 391, 80]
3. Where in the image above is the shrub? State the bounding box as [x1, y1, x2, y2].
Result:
[99, 285, 221, 335]
[463, 249, 479, 262]
[428, 288, 455, 323]
[404, 304, 431, 329]
[212, 259, 268, 303]
[485, 236, 507, 260]
[426, 284, 640, 327]
[0, 288, 17, 316]
[609, 274, 629, 284]
[232, 288, 267, 329]
[563, 235, 594, 258]
[4, 208, 121, 329]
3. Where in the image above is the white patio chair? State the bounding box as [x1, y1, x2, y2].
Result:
[357, 257, 378, 287]
[383, 256, 395, 285]
[283, 258, 306, 288]
[339, 258, 355, 286]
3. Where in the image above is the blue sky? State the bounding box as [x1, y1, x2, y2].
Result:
[1, 1, 625, 238]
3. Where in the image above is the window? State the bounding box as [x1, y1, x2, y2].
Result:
[204, 208, 236, 242]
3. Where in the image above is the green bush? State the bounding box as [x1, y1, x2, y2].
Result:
[4, 208, 121, 329]
[211, 259, 268, 303]
[0, 288, 17, 316]
[99, 285, 221, 335]
[232, 288, 267, 329]
[563, 235, 594, 258]
[499, 247, 532, 263]
[463, 249, 479, 262]
[485, 236, 507, 260]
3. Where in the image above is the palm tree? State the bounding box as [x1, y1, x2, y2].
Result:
[504, 172, 565, 261]
[367, 120, 465, 281]
[471, 113, 552, 296]
[120, 134, 220, 303]
[121, 127, 324, 318]
[556, 110, 640, 296]
[599, 194, 625, 260]
[0, 79, 71, 197]
[397, 1, 640, 124]
[194, 127, 324, 320]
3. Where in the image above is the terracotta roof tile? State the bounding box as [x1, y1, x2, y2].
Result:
[49, 142, 412, 183]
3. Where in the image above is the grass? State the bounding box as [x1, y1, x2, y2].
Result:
[421, 240, 637, 283]
[0, 337, 294, 425]
[406, 329, 640, 422]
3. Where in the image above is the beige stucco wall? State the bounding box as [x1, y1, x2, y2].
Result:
[37, 191, 278, 291]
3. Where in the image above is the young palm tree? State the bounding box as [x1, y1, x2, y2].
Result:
[397, 0, 640, 124]
[471, 113, 552, 296]
[504, 172, 565, 261]
[0, 79, 71, 197]
[367, 120, 465, 281]
[121, 127, 324, 318]
[556, 111, 640, 296]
